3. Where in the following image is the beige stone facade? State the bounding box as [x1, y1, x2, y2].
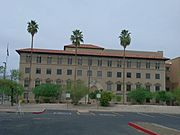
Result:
[16, 44, 168, 102]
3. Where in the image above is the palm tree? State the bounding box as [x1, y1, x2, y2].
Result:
[27, 20, 39, 102]
[119, 30, 131, 104]
[70, 29, 84, 104]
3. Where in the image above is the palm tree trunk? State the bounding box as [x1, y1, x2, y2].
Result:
[122, 47, 126, 104]
[73, 45, 77, 104]
[28, 35, 34, 103]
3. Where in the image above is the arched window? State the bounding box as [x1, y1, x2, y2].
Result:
[56, 79, 63, 85]
[35, 78, 41, 87]
[46, 78, 52, 84]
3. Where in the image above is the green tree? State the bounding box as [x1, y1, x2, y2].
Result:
[70, 30, 84, 99]
[10, 69, 22, 81]
[119, 30, 131, 104]
[99, 91, 113, 106]
[173, 88, 180, 104]
[65, 80, 88, 105]
[33, 83, 62, 103]
[27, 20, 39, 97]
[89, 90, 101, 99]
[128, 87, 152, 104]
[0, 79, 23, 106]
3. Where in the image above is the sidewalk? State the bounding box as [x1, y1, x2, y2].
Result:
[0, 103, 180, 114]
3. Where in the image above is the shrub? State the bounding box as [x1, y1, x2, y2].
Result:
[100, 91, 113, 106]
[65, 80, 88, 105]
[33, 83, 62, 103]
[128, 87, 152, 104]
[173, 88, 180, 104]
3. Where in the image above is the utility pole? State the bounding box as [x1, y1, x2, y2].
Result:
[1, 62, 6, 104]
[87, 65, 91, 104]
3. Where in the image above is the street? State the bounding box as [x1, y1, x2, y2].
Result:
[0, 110, 180, 135]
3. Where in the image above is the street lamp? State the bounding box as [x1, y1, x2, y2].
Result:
[3, 62, 6, 79]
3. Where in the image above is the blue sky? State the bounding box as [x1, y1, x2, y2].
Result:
[0, 0, 180, 72]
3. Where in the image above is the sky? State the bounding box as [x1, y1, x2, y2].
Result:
[0, 0, 180, 73]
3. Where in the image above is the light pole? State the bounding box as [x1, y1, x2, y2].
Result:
[1, 62, 6, 104]
[3, 62, 6, 79]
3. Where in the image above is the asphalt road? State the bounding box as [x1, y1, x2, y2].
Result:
[0, 110, 180, 135]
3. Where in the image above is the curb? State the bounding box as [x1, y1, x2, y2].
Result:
[128, 122, 160, 135]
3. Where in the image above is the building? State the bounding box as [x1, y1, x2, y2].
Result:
[165, 57, 180, 90]
[16, 44, 168, 103]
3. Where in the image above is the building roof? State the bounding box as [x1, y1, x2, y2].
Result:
[64, 44, 104, 50]
[16, 48, 169, 60]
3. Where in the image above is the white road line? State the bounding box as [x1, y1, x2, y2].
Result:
[112, 112, 124, 116]
[137, 112, 155, 118]
[90, 112, 95, 116]
[160, 113, 180, 119]
[53, 112, 72, 115]
[99, 113, 116, 116]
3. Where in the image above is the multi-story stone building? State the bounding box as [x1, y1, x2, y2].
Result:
[16, 44, 168, 102]
[165, 57, 180, 90]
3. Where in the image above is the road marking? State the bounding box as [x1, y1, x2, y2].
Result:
[137, 112, 155, 118]
[90, 112, 95, 115]
[53, 112, 72, 115]
[112, 112, 124, 116]
[98, 113, 116, 116]
[160, 113, 180, 119]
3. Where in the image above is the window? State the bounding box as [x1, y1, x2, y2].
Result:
[155, 62, 160, 69]
[36, 56, 41, 63]
[146, 61, 151, 69]
[166, 87, 170, 91]
[25, 67, 30, 73]
[36, 68, 41, 74]
[136, 61, 141, 69]
[26, 55, 31, 63]
[136, 73, 141, 78]
[47, 56, 52, 64]
[146, 73, 151, 79]
[127, 72, 131, 78]
[117, 84, 121, 91]
[127, 60, 131, 68]
[46, 79, 52, 84]
[166, 67, 170, 71]
[146, 85, 151, 91]
[35, 79, 40, 87]
[78, 57, 82, 65]
[107, 59, 112, 67]
[24, 79, 29, 87]
[57, 56, 62, 64]
[97, 71, 102, 77]
[77, 70, 82, 76]
[56, 79, 62, 85]
[88, 58, 92, 66]
[136, 84, 141, 89]
[68, 57, 72, 65]
[107, 83, 112, 91]
[46, 69, 51, 74]
[155, 74, 160, 79]
[107, 71, 112, 77]
[98, 59, 102, 67]
[126, 84, 131, 91]
[117, 60, 122, 67]
[155, 86, 160, 91]
[67, 69, 72, 75]
[166, 77, 170, 81]
[117, 72, 121, 78]
[127, 96, 131, 102]
[87, 70, 92, 76]
[57, 69, 62, 75]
